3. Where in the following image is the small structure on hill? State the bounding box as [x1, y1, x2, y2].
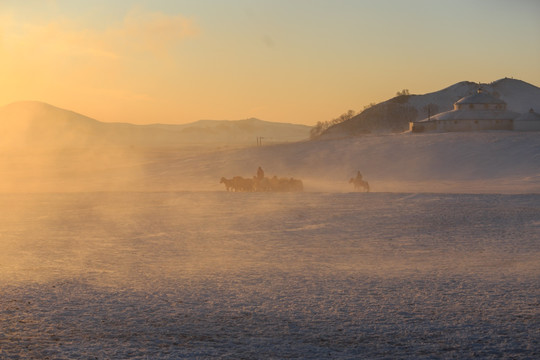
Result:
[514, 108, 540, 131]
[410, 89, 519, 132]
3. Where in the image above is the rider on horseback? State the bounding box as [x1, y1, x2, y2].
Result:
[350, 170, 369, 192]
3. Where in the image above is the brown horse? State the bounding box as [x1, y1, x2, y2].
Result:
[221, 175, 303, 192]
[220, 177, 235, 191]
[349, 177, 370, 192]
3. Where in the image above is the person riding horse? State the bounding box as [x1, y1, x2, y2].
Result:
[257, 166, 265, 180]
[350, 170, 369, 192]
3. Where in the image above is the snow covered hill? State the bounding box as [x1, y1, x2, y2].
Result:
[2, 131, 537, 194]
[322, 78, 540, 137]
[162, 132, 540, 194]
[0, 97, 538, 194]
[0, 101, 310, 148]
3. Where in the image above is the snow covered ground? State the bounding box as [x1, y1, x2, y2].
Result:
[1, 191, 538, 358]
[1, 131, 538, 194]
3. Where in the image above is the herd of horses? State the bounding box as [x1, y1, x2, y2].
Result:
[220, 176, 304, 192]
[219, 172, 370, 192]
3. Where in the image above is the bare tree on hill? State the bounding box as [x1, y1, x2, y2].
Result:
[396, 89, 410, 96]
[310, 109, 356, 139]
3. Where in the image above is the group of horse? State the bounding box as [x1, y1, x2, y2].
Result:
[220, 176, 304, 192]
[220, 175, 370, 192]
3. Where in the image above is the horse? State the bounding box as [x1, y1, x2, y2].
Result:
[253, 176, 272, 192]
[221, 175, 303, 192]
[267, 176, 304, 192]
[220, 177, 235, 191]
[349, 177, 370, 192]
[289, 178, 304, 192]
[232, 176, 254, 192]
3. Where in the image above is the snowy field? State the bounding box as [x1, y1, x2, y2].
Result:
[2, 132, 539, 195]
[1, 191, 538, 359]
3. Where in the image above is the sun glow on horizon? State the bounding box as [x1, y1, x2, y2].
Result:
[1, 0, 539, 125]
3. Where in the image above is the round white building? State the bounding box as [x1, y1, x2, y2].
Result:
[410, 89, 519, 132]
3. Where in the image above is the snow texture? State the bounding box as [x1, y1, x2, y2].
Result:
[0, 94, 539, 358]
[1, 192, 538, 359]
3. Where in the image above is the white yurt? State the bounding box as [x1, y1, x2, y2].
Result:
[410, 89, 518, 132]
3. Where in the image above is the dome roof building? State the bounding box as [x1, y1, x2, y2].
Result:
[410, 88, 519, 132]
[454, 90, 506, 107]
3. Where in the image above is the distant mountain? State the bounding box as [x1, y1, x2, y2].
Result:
[148, 118, 311, 144]
[321, 78, 540, 137]
[0, 101, 311, 148]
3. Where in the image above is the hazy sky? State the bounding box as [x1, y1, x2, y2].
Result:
[1, 0, 539, 125]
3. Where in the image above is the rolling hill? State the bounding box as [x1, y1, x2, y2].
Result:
[1, 85, 538, 194]
[1, 130, 538, 194]
[0, 101, 311, 148]
[321, 78, 540, 137]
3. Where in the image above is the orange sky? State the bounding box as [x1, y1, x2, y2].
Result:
[1, 0, 539, 125]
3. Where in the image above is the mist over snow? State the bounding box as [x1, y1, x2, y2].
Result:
[1, 130, 537, 194]
[0, 101, 310, 148]
[1, 78, 538, 194]
[1, 192, 538, 358]
[0, 83, 539, 359]
[203, 132, 540, 194]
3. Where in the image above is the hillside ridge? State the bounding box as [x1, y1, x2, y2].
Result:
[321, 78, 540, 137]
[0, 101, 311, 148]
